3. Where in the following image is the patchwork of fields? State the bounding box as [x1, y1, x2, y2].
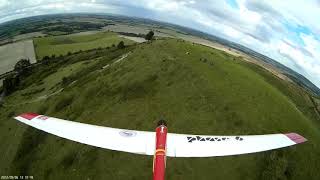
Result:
[33, 31, 135, 59]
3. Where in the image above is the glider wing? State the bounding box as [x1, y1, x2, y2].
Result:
[166, 132, 306, 157]
[15, 113, 307, 157]
[14, 113, 155, 155]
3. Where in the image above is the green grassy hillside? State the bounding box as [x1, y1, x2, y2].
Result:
[33, 31, 135, 59]
[0, 38, 319, 180]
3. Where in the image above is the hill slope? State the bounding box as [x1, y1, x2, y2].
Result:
[0, 38, 320, 180]
[33, 31, 134, 59]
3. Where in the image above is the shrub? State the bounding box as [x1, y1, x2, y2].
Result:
[54, 94, 74, 112]
[62, 76, 69, 86]
[42, 56, 50, 61]
[145, 30, 154, 40]
[3, 74, 20, 95]
[14, 59, 31, 74]
[117, 41, 125, 49]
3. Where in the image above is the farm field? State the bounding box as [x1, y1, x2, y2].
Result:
[12, 32, 45, 42]
[0, 40, 36, 75]
[0, 38, 320, 180]
[33, 31, 135, 59]
[103, 24, 173, 37]
[118, 35, 146, 43]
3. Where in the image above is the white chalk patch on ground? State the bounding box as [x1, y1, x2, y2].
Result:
[114, 52, 131, 64]
[37, 88, 64, 100]
[118, 35, 146, 43]
[69, 80, 78, 86]
[100, 52, 131, 71]
[0, 40, 36, 75]
[102, 64, 110, 69]
[2, 87, 64, 107]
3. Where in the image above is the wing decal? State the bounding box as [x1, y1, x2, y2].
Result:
[19, 112, 39, 120]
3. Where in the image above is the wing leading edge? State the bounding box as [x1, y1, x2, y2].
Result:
[15, 113, 156, 155]
[14, 113, 306, 157]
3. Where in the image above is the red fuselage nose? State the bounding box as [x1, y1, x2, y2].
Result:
[153, 124, 168, 180]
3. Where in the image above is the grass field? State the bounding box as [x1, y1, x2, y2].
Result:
[0, 38, 320, 180]
[33, 31, 135, 60]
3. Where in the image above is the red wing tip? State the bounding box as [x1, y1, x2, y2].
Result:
[18, 112, 39, 120]
[285, 133, 307, 144]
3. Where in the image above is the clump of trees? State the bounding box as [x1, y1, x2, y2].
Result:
[117, 41, 125, 49]
[14, 58, 31, 74]
[3, 59, 32, 95]
[145, 30, 154, 40]
[42, 56, 50, 61]
[3, 74, 20, 95]
[61, 76, 73, 87]
[118, 32, 145, 38]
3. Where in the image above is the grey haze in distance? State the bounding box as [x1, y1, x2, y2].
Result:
[0, 0, 319, 88]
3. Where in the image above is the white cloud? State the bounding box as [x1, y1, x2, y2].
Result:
[301, 34, 320, 59]
[0, 0, 9, 8]
[278, 38, 320, 86]
[267, 0, 320, 35]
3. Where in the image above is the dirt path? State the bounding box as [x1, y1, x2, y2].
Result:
[101, 52, 131, 70]
[36, 88, 64, 100]
[2, 88, 64, 107]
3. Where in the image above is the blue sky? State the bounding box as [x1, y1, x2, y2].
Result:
[0, 0, 319, 88]
[226, 0, 239, 9]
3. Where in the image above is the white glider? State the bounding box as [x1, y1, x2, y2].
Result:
[14, 113, 307, 180]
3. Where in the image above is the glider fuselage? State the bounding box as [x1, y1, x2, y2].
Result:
[153, 124, 167, 180]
